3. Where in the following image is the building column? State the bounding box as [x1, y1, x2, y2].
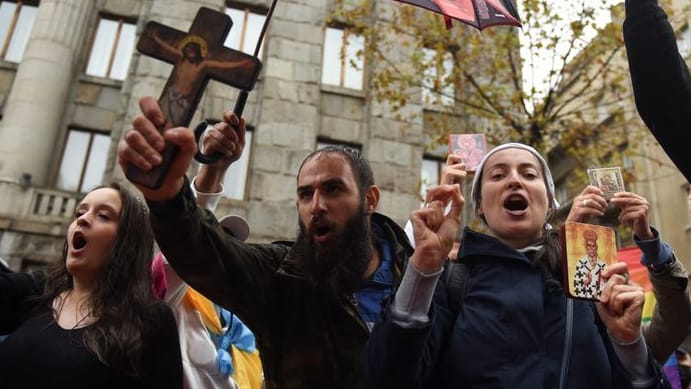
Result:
[0, 0, 93, 187]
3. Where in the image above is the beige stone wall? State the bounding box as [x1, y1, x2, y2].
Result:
[0, 0, 429, 268]
[1, 0, 689, 271]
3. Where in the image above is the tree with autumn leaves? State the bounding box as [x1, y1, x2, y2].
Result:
[329, 0, 686, 200]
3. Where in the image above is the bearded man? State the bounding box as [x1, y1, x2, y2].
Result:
[117, 97, 463, 389]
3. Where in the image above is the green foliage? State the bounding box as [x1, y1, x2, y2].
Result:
[328, 0, 687, 233]
[328, 0, 683, 175]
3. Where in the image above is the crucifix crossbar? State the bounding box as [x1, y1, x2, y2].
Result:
[126, 7, 262, 189]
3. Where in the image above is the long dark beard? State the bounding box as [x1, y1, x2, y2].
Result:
[291, 205, 372, 300]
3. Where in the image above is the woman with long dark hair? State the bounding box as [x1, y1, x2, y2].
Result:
[0, 182, 182, 388]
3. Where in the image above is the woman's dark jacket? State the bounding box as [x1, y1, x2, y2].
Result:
[363, 228, 669, 388]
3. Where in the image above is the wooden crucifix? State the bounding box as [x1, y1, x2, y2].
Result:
[126, 7, 262, 189]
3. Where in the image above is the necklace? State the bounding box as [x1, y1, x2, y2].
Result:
[54, 290, 93, 330]
[71, 312, 92, 329]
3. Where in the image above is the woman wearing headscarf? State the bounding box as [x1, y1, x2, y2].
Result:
[364, 143, 669, 388]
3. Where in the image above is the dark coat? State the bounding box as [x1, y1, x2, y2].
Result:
[364, 228, 670, 389]
[0, 272, 182, 389]
[147, 179, 413, 389]
[624, 0, 691, 182]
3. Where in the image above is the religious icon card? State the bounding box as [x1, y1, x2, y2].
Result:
[561, 222, 618, 301]
[587, 166, 625, 200]
[448, 133, 488, 173]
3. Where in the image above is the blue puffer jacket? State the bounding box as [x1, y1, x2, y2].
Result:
[363, 228, 669, 389]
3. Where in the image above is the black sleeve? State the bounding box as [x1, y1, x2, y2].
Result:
[146, 176, 290, 337]
[362, 282, 454, 389]
[624, 0, 691, 182]
[141, 303, 183, 389]
[592, 301, 672, 389]
[0, 271, 42, 334]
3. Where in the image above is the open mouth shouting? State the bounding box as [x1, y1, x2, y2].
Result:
[503, 194, 528, 216]
[310, 218, 336, 244]
[71, 231, 88, 253]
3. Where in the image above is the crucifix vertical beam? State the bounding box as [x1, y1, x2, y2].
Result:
[126, 7, 262, 189]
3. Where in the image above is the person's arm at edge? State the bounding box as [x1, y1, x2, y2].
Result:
[624, 0, 691, 182]
[362, 265, 447, 389]
[192, 110, 246, 210]
[608, 330, 657, 388]
[0, 271, 41, 334]
[191, 175, 224, 212]
[624, 0, 691, 119]
[636, 228, 691, 363]
[143, 303, 183, 388]
[363, 184, 462, 388]
[147, 177, 287, 334]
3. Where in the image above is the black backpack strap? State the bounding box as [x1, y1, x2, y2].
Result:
[443, 261, 470, 315]
[559, 298, 574, 389]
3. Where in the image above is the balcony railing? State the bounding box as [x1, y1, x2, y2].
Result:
[0, 182, 80, 224]
[30, 189, 79, 222]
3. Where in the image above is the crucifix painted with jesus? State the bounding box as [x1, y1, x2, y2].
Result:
[126, 7, 263, 189]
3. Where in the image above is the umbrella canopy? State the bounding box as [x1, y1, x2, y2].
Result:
[395, 0, 521, 30]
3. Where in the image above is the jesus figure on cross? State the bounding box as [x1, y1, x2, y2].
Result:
[149, 33, 254, 126]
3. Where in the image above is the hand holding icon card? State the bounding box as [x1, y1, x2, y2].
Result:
[561, 222, 618, 301]
[587, 167, 625, 201]
[448, 133, 487, 173]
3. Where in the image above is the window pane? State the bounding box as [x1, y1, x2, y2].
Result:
[0, 2, 17, 57]
[4, 4, 37, 62]
[322, 28, 343, 86]
[222, 130, 253, 200]
[57, 131, 90, 192]
[81, 133, 111, 192]
[422, 49, 454, 106]
[343, 32, 364, 90]
[224, 8, 245, 50]
[244, 12, 265, 57]
[441, 52, 455, 106]
[85, 19, 117, 78]
[420, 159, 440, 200]
[108, 22, 135, 80]
[422, 48, 435, 103]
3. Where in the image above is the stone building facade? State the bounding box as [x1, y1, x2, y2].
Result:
[0, 0, 434, 270]
[550, 1, 691, 267]
[1, 0, 689, 272]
